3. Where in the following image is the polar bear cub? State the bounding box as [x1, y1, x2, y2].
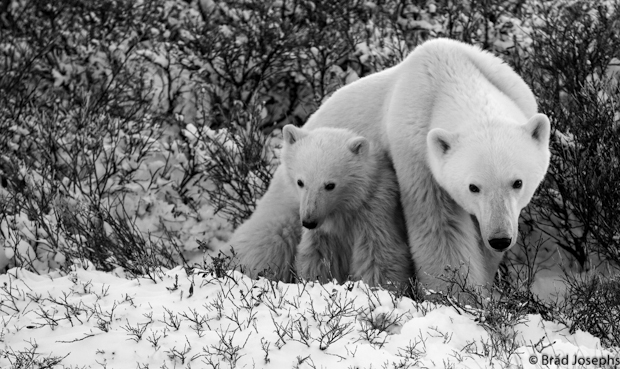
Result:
[281, 125, 414, 287]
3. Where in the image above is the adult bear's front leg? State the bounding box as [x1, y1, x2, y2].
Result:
[386, 122, 486, 295]
[224, 168, 301, 282]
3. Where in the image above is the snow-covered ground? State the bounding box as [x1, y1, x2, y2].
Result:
[1, 266, 615, 368]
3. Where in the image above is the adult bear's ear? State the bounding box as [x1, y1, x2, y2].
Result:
[427, 128, 458, 158]
[347, 136, 370, 157]
[523, 114, 551, 146]
[282, 124, 307, 146]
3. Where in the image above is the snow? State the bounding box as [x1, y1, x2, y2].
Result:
[0, 267, 614, 368]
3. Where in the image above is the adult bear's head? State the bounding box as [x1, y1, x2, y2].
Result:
[426, 113, 551, 253]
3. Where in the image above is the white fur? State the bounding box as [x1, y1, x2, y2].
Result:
[226, 38, 550, 293]
[281, 125, 414, 287]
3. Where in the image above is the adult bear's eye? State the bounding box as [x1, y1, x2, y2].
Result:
[297, 179, 304, 188]
[469, 184, 480, 193]
[512, 180, 522, 189]
[325, 183, 335, 191]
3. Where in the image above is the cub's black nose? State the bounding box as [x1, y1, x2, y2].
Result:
[302, 221, 318, 229]
[488, 238, 512, 251]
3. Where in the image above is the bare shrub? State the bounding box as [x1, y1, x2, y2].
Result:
[556, 273, 620, 348]
[0, 0, 206, 274]
[515, 0, 620, 270]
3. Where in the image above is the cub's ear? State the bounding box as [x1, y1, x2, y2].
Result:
[427, 128, 458, 159]
[524, 113, 551, 146]
[282, 125, 307, 146]
[347, 136, 370, 157]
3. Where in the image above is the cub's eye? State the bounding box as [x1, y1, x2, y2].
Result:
[512, 180, 522, 189]
[297, 180, 304, 188]
[469, 184, 480, 193]
[325, 183, 336, 191]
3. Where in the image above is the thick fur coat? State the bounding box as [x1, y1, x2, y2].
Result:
[281, 125, 413, 287]
[224, 38, 550, 293]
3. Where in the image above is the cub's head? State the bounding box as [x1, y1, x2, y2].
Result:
[281, 125, 373, 230]
[426, 114, 551, 253]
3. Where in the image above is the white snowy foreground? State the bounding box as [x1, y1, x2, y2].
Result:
[0, 266, 616, 368]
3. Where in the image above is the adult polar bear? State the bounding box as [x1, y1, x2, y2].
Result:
[227, 38, 551, 292]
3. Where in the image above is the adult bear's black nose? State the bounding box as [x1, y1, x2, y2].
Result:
[488, 238, 512, 251]
[302, 221, 318, 229]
